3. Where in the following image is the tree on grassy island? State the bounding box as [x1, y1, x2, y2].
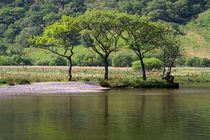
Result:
[28, 15, 81, 81]
[117, 14, 163, 80]
[160, 27, 182, 81]
[79, 10, 124, 80]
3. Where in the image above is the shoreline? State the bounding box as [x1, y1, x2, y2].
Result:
[0, 82, 109, 96]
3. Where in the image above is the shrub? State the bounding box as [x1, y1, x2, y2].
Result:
[132, 57, 163, 71]
[49, 56, 67, 66]
[73, 53, 103, 66]
[0, 56, 15, 65]
[112, 52, 133, 67]
[99, 80, 111, 87]
[11, 55, 23, 65]
[15, 78, 31, 85]
[185, 57, 201, 67]
[176, 57, 186, 66]
[35, 59, 50, 66]
[0, 55, 33, 66]
[22, 57, 33, 65]
[200, 58, 210, 67]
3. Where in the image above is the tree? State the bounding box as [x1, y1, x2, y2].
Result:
[159, 27, 182, 81]
[79, 10, 124, 80]
[28, 15, 81, 81]
[117, 14, 163, 80]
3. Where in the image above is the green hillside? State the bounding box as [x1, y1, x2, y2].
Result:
[182, 9, 210, 58]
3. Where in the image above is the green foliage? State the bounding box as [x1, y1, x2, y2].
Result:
[73, 52, 102, 66]
[49, 56, 67, 66]
[185, 57, 201, 67]
[79, 10, 124, 57]
[79, 10, 125, 79]
[132, 58, 163, 71]
[112, 52, 134, 67]
[29, 15, 81, 58]
[0, 55, 32, 65]
[200, 58, 210, 67]
[185, 57, 210, 67]
[143, 0, 208, 24]
[35, 59, 50, 66]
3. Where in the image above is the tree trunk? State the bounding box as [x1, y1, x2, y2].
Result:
[162, 66, 166, 80]
[139, 56, 147, 81]
[167, 56, 176, 76]
[162, 54, 166, 80]
[104, 58, 109, 80]
[68, 58, 72, 81]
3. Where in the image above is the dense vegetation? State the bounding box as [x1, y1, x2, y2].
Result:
[0, 0, 209, 67]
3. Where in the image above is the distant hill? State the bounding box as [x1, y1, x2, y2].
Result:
[182, 9, 210, 58]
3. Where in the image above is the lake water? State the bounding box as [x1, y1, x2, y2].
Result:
[0, 83, 210, 140]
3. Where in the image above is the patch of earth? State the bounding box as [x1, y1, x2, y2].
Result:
[0, 82, 109, 96]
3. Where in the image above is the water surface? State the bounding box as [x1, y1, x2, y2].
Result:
[0, 83, 210, 140]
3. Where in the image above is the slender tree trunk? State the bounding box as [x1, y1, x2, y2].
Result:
[167, 56, 176, 76]
[137, 54, 146, 81]
[68, 58, 72, 81]
[140, 58, 147, 81]
[104, 58, 109, 80]
[162, 65, 166, 80]
[135, 49, 147, 80]
[162, 56, 166, 80]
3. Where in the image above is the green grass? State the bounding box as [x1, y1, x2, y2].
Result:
[0, 66, 209, 86]
[182, 9, 210, 59]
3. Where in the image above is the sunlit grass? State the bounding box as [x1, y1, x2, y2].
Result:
[0, 66, 209, 86]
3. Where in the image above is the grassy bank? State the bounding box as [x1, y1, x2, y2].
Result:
[0, 66, 209, 86]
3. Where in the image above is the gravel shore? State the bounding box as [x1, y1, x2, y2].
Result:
[0, 82, 109, 95]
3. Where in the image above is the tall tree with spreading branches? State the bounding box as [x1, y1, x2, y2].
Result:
[79, 10, 124, 80]
[28, 15, 81, 81]
[117, 14, 163, 80]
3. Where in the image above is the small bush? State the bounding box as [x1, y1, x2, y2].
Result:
[0, 78, 8, 84]
[35, 59, 50, 66]
[73, 53, 103, 66]
[8, 80, 15, 86]
[49, 56, 67, 66]
[185, 57, 201, 67]
[15, 78, 31, 85]
[0, 55, 33, 66]
[200, 58, 210, 67]
[112, 52, 133, 67]
[132, 58, 163, 71]
[99, 80, 111, 87]
[0, 56, 15, 65]
[176, 57, 186, 66]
